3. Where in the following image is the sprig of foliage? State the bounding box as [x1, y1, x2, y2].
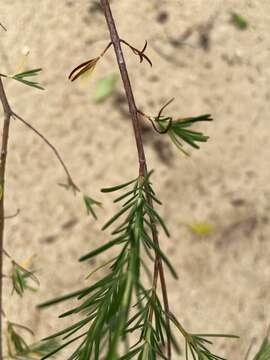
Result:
[122, 289, 181, 359]
[6, 322, 58, 359]
[59, 180, 101, 220]
[138, 99, 213, 155]
[68, 39, 151, 83]
[184, 333, 238, 360]
[39, 172, 237, 359]
[157, 114, 213, 154]
[168, 312, 239, 360]
[38, 172, 179, 359]
[9, 68, 44, 90]
[0, 26, 98, 360]
[83, 195, 102, 220]
[10, 262, 39, 297]
[38, 2, 239, 359]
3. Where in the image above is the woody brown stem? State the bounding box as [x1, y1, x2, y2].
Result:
[0, 77, 13, 360]
[100, 0, 172, 357]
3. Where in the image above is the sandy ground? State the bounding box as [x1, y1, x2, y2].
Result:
[1, 0, 270, 358]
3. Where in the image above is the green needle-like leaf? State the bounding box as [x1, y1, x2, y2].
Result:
[83, 194, 102, 220]
[79, 237, 125, 261]
[151, 113, 213, 154]
[6, 322, 59, 359]
[101, 177, 137, 193]
[37, 287, 91, 308]
[10, 68, 44, 90]
[11, 263, 39, 297]
[12, 68, 42, 78]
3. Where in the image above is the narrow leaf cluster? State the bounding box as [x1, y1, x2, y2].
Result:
[155, 114, 213, 155]
[184, 333, 239, 360]
[10, 262, 39, 297]
[39, 172, 178, 359]
[168, 313, 239, 360]
[10, 68, 44, 90]
[83, 195, 102, 220]
[6, 322, 58, 359]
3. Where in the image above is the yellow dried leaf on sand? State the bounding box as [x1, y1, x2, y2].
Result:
[188, 222, 214, 236]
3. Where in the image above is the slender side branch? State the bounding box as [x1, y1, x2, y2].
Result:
[0, 77, 13, 360]
[12, 112, 79, 192]
[0, 76, 80, 358]
[100, 0, 172, 357]
[2, 209, 20, 220]
[0, 23, 7, 32]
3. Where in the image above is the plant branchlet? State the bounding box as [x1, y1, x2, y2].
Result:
[0, 34, 98, 359]
[37, 1, 238, 360]
[138, 97, 213, 155]
[68, 39, 152, 82]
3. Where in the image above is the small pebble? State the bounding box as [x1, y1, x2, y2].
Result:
[156, 11, 169, 24]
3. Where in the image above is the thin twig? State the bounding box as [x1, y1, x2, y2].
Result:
[0, 76, 79, 358]
[12, 112, 79, 193]
[137, 110, 172, 134]
[100, 1, 172, 357]
[2, 209, 20, 220]
[0, 77, 13, 360]
[0, 23, 7, 32]
[0, 74, 79, 192]
[120, 39, 153, 67]
[2, 249, 11, 259]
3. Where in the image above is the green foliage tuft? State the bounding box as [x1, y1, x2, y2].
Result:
[10, 262, 39, 297]
[156, 114, 213, 155]
[83, 194, 102, 220]
[6, 322, 59, 359]
[39, 172, 180, 359]
[10, 68, 44, 90]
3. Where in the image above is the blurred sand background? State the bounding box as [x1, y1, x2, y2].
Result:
[1, 0, 270, 358]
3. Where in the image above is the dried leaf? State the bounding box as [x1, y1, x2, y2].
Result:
[69, 57, 99, 82]
[188, 222, 214, 236]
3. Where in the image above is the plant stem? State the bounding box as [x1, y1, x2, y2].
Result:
[100, 1, 172, 357]
[12, 112, 79, 192]
[0, 77, 13, 360]
[0, 23, 7, 32]
[0, 72, 81, 357]
[100, 0, 146, 176]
